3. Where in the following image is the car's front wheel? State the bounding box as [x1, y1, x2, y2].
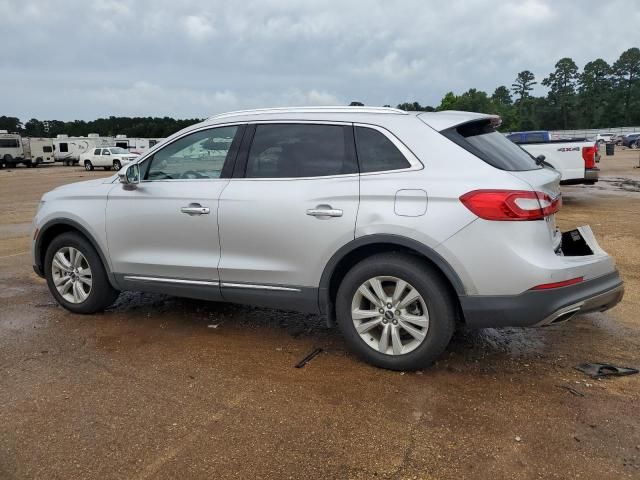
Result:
[44, 232, 119, 314]
[336, 253, 456, 370]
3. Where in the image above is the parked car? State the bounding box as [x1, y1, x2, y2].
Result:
[507, 131, 600, 185]
[80, 147, 138, 171]
[621, 133, 640, 149]
[31, 107, 624, 370]
[596, 133, 615, 144]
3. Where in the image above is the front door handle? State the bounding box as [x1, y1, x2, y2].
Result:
[181, 203, 210, 216]
[306, 205, 343, 218]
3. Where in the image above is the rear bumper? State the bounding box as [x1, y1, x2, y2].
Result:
[559, 168, 599, 185]
[459, 270, 624, 328]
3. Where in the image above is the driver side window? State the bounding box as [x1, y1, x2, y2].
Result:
[144, 126, 239, 180]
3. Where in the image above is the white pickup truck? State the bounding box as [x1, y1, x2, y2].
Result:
[507, 132, 599, 185]
[80, 147, 138, 171]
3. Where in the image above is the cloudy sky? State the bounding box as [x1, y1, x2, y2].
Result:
[2, 0, 638, 121]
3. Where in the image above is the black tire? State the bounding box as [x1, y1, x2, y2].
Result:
[44, 232, 120, 314]
[335, 252, 456, 370]
[113, 160, 122, 171]
[84, 160, 94, 171]
[631, 142, 638, 149]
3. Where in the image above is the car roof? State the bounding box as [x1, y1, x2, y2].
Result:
[200, 106, 497, 132]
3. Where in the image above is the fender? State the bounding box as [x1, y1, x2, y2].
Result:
[34, 218, 120, 290]
[318, 233, 466, 313]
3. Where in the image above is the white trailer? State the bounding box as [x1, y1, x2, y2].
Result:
[0, 132, 55, 168]
[113, 135, 164, 154]
[53, 133, 114, 165]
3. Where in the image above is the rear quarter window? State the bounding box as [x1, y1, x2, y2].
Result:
[355, 127, 410, 173]
[442, 120, 541, 171]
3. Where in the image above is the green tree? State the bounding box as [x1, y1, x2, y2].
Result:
[24, 118, 46, 137]
[511, 70, 537, 101]
[0, 116, 23, 133]
[396, 101, 433, 111]
[491, 86, 517, 131]
[491, 86, 513, 106]
[542, 57, 579, 129]
[612, 47, 640, 124]
[511, 71, 537, 130]
[436, 92, 458, 111]
[578, 59, 612, 128]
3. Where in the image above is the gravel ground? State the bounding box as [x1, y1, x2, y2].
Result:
[1, 149, 639, 479]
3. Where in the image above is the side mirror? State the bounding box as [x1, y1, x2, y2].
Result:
[119, 163, 140, 188]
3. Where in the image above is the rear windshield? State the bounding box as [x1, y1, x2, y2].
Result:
[442, 120, 541, 171]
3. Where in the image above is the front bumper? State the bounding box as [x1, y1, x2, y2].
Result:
[459, 270, 624, 328]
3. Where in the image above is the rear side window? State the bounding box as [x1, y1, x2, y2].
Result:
[246, 124, 356, 178]
[93, 148, 101, 155]
[525, 133, 546, 143]
[442, 120, 540, 171]
[355, 127, 410, 173]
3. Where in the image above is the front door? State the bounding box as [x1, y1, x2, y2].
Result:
[106, 124, 243, 299]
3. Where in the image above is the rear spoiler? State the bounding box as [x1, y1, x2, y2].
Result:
[417, 110, 501, 132]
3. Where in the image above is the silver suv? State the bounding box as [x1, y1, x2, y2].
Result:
[32, 107, 624, 370]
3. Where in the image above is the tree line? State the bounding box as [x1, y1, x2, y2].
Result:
[368, 47, 640, 132]
[2, 47, 638, 137]
[0, 116, 203, 139]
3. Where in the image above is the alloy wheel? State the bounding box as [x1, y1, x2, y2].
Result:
[351, 276, 429, 356]
[51, 246, 92, 304]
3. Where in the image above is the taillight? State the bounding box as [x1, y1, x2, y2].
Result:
[582, 145, 596, 169]
[459, 190, 561, 221]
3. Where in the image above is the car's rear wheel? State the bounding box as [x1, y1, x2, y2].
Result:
[113, 160, 121, 170]
[631, 142, 638, 149]
[84, 160, 94, 171]
[336, 253, 455, 370]
[44, 232, 119, 314]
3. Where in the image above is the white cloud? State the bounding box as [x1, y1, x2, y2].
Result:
[182, 14, 215, 41]
[0, 0, 637, 120]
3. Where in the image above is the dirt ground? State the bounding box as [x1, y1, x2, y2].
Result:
[1, 149, 639, 479]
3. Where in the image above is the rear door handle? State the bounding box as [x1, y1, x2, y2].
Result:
[306, 205, 343, 218]
[181, 203, 210, 216]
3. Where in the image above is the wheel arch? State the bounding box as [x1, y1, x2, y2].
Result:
[35, 219, 119, 290]
[319, 234, 466, 321]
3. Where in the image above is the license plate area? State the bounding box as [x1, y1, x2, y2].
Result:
[561, 229, 594, 256]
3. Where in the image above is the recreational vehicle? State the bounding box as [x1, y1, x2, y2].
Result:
[0, 132, 55, 168]
[113, 135, 164, 154]
[53, 134, 114, 165]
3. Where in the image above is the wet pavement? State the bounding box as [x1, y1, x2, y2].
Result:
[1, 152, 640, 479]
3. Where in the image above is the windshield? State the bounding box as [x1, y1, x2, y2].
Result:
[442, 120, 541, 171]
[109, 147, 129, 154]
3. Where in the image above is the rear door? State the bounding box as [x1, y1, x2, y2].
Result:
[217, 122, 359, 304]
[106, 124, 243, 298]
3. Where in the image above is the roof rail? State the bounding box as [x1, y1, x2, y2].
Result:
[207, 106, 408, 121]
